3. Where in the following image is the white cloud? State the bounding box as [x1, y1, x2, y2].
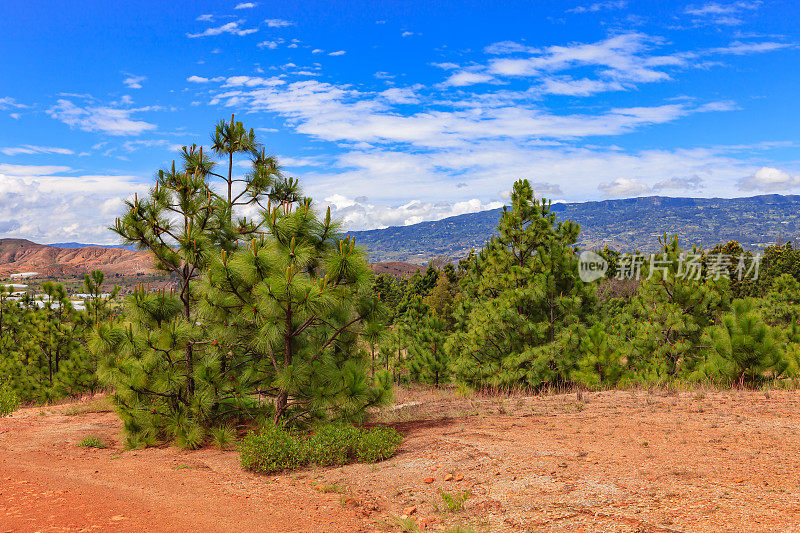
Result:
[187, 20, 258, 38]
[0, 97, 27, 110]
[0, 145, 74, 156]
[401, 31, 414, 37]
[47, 99, 157, 136]
[187, 75, 225, 83]
[443, 71, 495, 86]
[258, 39, 283, 49]
[235, 2, 257, 8]
[0, 164, 72, 176]
[222, 75, 285, 87]
[738, 167, 800, 191]
[684, 1, 761, 26]
[123, 74, 146, 89]
[312, 48, 324, 54]
[321, 193, 504, 230]
[710, 41, 794, 55]
[265, 18, 293, 28]
[567, 1, 627, 14]
[196, 14, 214, 22]
[380, 87, 421, 105]
[328, 50, 346, 56]
[598, 177, 651, 197]
[0, 165, 147, 243]
[194, 30, 792, 230]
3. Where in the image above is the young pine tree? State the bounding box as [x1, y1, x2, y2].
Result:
[447, 179, 595, 389]
[692, 299, 787, 386]
[200, 201, 391, 424]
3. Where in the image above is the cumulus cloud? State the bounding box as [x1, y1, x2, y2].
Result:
[598, 177, 652, 197]
[738, 167, 800, 191]
[187, 20, 258, 38]
[123, 73, 146, 89]
[47, 99, 156, 136]
[320, 194, 504, 230]
[328, 50, 346, 56]
[0, 165, 147, 243]
[258, 39, 283, 49]
[235, 2, 257, 8]
[653, 175, 704, 190]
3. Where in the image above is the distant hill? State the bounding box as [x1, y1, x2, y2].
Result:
[49, 242, 137, 251]
[349, 194, 800, 263]
[0, 239, 419, 279]
[0, 239, 155, 277]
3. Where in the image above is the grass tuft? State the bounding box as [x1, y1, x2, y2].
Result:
[79, 436, 108, 449]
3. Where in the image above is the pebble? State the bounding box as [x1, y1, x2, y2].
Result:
[423, 477, 434, 484]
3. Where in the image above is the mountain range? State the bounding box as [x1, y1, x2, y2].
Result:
[350, 194, 800, 263]
[2, 194, 799, 275]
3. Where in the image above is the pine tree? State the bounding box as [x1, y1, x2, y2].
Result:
[692, 299, 786, 386]
[406, 298, 450, 387]
[570, 323, 626, 389]
[200, 202, 391, 424]
[447, 179, 594, 389]
[625, 235, 730, 381]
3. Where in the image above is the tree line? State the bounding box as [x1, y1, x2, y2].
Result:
[4, 116, 800, 445]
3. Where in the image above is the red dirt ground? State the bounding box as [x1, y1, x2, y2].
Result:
[3, 388, 800, 532]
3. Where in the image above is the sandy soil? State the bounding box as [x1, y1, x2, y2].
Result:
[2, 388, 800, 532]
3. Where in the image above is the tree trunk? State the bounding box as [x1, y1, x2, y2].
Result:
[274, 391, 288, 423]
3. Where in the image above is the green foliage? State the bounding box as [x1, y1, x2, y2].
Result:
[0, 272, 117, 404]
[446, 179, 595, 389]
[405, 299, 450, 386]
[570, 323, 626, 389]
[239, 424, 306, 473]
[439, 489, 471, 512]
[98, 117, 392, 448]
[0, 382, 19, 417]
[210, 425, 236, 449]
[693, 299, 787, 386]
[239, 423, 403, 474]
[78, 436, 107, 449]
[623, 235, 730, 381]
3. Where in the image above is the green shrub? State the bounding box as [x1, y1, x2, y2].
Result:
[239, 424, 403, 474]
[79, 436, 107, 449]
[239, 425, 307, 474]
[210, 425, 236, 449]
[0, 384, 19, 418]
[354, 426, 403, 462]
[440, 489, 471, 512]
[306, 424, 360, 466]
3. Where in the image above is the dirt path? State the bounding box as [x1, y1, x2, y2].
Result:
[3, 389, 800, 532]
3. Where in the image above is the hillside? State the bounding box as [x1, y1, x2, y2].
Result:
[350, 194, 800, 263]
[0, 239, 156, 277]
[0, 239, 419, 280]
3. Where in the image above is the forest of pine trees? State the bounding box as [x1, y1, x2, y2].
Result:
[4, 116, 800, 446]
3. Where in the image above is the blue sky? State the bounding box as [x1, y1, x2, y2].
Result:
[1, 0, 799, 243]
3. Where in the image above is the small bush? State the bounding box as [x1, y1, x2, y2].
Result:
[79, 436, 107, 449]
[210, 425, 236, 449]
[306, 424, 360, 466]
[440, 489, 471, 512]
[239, 425, 307, 474]
[354, 426, 404, 462]
[0, 384, 19, 418]
[239, 424, 403, 474]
